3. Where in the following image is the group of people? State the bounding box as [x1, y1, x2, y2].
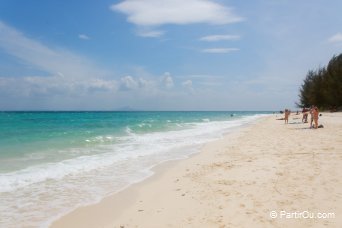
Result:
[303, 106, 320, 129]
[283, 106, 320, 129]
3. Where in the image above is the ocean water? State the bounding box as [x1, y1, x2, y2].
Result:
[0, 111, 270, 227]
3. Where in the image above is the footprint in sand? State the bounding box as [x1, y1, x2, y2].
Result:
[276, 172, 283, 176]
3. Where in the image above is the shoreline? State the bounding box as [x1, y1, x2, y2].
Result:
[50, 115, 262, 227]
[51, 113, 342, 227]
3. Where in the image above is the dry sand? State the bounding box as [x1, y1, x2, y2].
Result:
[51, 113, 342, 228]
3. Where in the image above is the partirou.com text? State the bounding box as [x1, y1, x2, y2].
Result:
[269, 210, 335, 219]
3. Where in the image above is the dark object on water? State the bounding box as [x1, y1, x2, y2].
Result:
[318, 124, 324, 128]
[319, 114, 322, 116]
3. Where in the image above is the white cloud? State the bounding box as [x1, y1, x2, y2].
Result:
[78, 34, 90, 40]
[119, 75, 156, 91]
[184, 74, 224, 79]
[0, 75, 118, 97]
[111, 0, 242, 27]
[136, 29, 165, 38]
[161, 72, 174, 89]
[0, 20, 119, 103]
[0, 21, 106, 79]
[200, 34, 240, 42]
[181, 79, 195, 94]
[182, 79, 192, 88]
[138, 77, 148, 87]
[120, 75, 139, 90]
[328, 33, 342, 43]
[86, 78, 117, 92]
[201, 48, 239, 53]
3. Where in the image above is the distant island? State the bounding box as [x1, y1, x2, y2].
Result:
[116, 106, 139, 111]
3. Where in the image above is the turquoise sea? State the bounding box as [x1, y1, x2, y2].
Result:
[0, 111, 270, 227]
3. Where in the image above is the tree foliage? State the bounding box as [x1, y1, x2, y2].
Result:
[298, 53, 342, 110]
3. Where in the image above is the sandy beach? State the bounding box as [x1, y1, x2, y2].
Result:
[51, 113, 342, 228]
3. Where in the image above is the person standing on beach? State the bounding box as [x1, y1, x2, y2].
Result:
[302, 107, 308, 123]
[313, 106, 319, 129]
[284, 109, 290, 124]
[309, 105, 314, 128]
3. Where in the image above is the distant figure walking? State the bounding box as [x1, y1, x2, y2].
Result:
[284, 109, 290, 124]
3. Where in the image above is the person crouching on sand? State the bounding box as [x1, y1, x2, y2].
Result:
[313, 106, 319, 129]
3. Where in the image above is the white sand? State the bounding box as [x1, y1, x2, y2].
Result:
[51, 113, 342, 228]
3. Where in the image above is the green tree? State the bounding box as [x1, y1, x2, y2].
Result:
[298, 53, 342, 110]
[326, 54, 342, 108]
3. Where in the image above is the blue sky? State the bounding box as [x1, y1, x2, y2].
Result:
[0, 0, 341, 111]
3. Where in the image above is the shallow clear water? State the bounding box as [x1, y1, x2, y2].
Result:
[0, 111, 270, 227]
